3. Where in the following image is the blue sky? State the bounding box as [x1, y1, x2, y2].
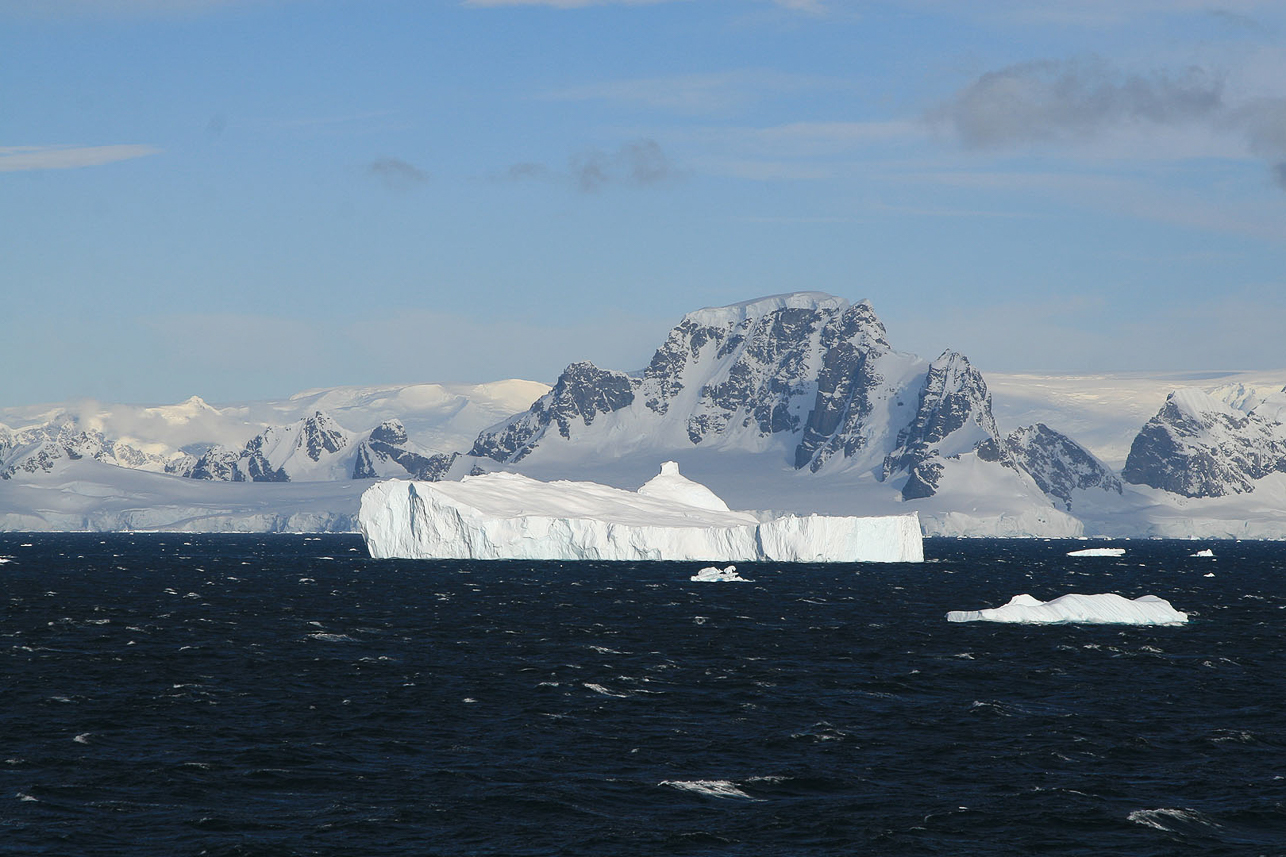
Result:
[4, 0, 1285, 407]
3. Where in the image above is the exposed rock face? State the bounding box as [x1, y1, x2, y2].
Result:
[793, 302, 895, 471]
[352, 419, 457, 481]
[1123, 388, 1286, 498]
[470, 362, 636, 463]
[472, 294, 1018, 502]
[881, 350, 1003, 500]
[1005, 423, 1122, 510]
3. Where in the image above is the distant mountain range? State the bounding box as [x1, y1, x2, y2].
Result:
[3, 294, 1284, 537]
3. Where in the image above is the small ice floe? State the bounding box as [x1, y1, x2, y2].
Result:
[1204, 573, 1215, 578]
[1190, 549, 1215, 558]
[660, 780, 759, 800]
[73, 733, 91, 744]
[947, 593, 1188, 625]
[307, 632, 356, 643]
[0, 557, 14, 564]
[690, 564, 749, 583]
[1066, 547, 1125, 557]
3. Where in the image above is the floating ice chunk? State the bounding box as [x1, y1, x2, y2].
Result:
[1066, 547, 1125, 557]
[1190, 549, 1215, 558]
[359, 463, 923, 562]
[946, 593, 1188, 625]
[660, 780, 758, 800]
[690, 564, 748, 583]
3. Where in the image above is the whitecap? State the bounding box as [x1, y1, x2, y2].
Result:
[73, 733, 91, 744]
[307, 633, 356, 643]
[17, 793, 38, 802]
[660, 780, 759, 800]
[1127, 807, 1221, 833]
[583, 682, 629, 698]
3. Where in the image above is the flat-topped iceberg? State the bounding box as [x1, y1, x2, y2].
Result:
[359, 462, 923, 562]
[946, 593, 1188, 625]
[1067, 547, 1126, 557]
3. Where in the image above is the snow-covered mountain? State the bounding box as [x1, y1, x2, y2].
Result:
[468, 293, 1106, 535]
[1122, 386, 1286, 497]
[0, 381, 545, 484]
[2, 293, 1284, 538]
[175, 412, 455, 484]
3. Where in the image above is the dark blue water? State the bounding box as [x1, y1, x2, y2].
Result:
[1, 535, 1283, 856]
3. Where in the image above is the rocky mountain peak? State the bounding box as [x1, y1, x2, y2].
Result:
[882, 350, 1002, 500]
[1122, 388, 1286, 498]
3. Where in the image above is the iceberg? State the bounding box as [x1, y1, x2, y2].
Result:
[1067, 547, 1126, 557]
[359, 461, 923, 562]
[691, 564, 748, 582]
[946, 593, 1188, 625]
[1190, 548, 1215, 558]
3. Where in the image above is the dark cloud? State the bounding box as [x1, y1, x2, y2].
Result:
[367, 156, 427, 190]
[936, 58, 1224, 148]
[936, 57, 1286, 193]
[569, 138, 674, 192]
[620, 138, 669, 184]
[571, 150, 612, 192]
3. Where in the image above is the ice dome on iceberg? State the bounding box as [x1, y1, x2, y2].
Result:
[359, 463, 923, 562]
[946, 593, 1188, 625]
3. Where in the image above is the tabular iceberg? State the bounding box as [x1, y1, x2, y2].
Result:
[1067, 547, 1126, 557]
[359, 461, 923, 562]
[946, 593, 1188, 625]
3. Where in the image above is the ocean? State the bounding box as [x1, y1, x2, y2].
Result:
[1, 534, 1283, 856]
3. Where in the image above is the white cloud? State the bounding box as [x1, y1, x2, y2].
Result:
[0, 144, 162, 172]
[933, 57, 1286, 191]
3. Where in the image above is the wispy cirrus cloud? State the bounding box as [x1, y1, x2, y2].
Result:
[0, 144, 161, 172]
[543, 69, 851, 115]
[501, 138, 677, 192]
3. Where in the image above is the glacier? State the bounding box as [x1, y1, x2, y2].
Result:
[359, 462, 923, 562]
[946, 593, 1188, 625]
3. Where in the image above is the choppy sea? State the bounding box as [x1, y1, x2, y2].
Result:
[1, 534, 1283, 856]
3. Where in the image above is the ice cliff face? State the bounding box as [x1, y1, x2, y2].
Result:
[1122, 387, 1286, 498]
[359, 462, 924, 562]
